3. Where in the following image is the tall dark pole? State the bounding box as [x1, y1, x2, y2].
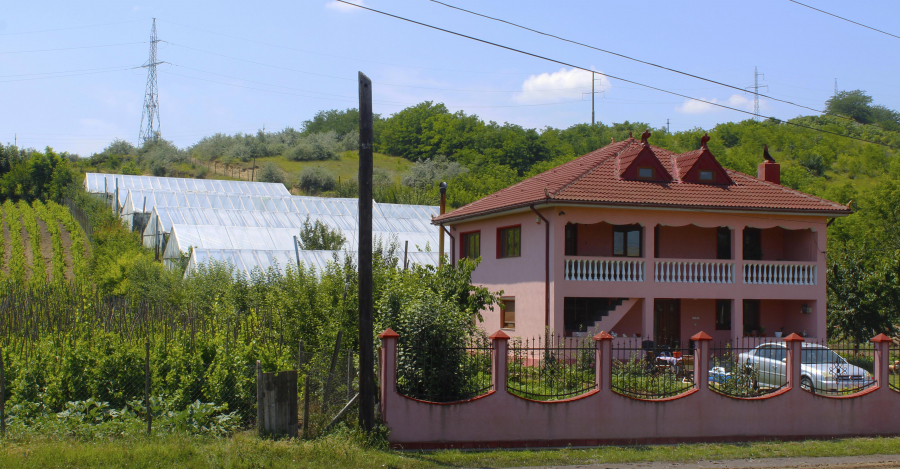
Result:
[357, 71, 375, 432]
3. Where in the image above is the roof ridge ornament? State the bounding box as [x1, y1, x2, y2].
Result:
[700, 133, 710, 150]
[641, 129, 651, 146]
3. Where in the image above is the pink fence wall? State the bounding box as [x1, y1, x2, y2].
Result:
[379, 330, 899, 449]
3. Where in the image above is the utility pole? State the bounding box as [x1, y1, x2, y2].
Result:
[745, 66, 767, 122]
[357, 71, 375, 433]
[834, 79, 838, 97]
[582, 73, 604, 126]
[666, 119, 670, 134]
[139, 19, 162, 145]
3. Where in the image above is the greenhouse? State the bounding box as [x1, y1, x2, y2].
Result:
[84, 173, 291, 209]
[184, 248, 438, 278]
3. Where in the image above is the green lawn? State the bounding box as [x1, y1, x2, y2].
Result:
[255, 150, 412, 183]
[3, 432, 900, 469]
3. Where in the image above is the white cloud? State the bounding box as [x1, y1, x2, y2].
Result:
[514, 68, 610, 104]
[325, 0, 365, 12]
[676, 97, 718, 114]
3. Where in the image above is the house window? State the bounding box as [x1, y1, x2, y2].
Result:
[638, 167, 654, 179]
[743, 299, 761, 336]
[743, 228, 762, 261]
[716, 300, 731, 330]
[461, 231, 480, 260]
[497, 226, 521, 258]
[613, 225, 642, 257]
[501, 297, 515, 329]
[699, 170, 714, 182]
[717, 227, 731, 260]
[565, 223, 578, 256]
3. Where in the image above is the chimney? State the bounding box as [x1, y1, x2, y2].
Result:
[758, 161, 780, 185]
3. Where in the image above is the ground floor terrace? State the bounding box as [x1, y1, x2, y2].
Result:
[482, 296, 820, 348]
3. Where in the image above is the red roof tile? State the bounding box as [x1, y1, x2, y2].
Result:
[434, 138, 851, 223]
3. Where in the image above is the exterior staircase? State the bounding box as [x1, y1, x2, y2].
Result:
[571, 298, 640, 337]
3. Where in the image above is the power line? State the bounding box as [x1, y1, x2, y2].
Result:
[336, 0, 898, 149]
[158, 19, 530, 76]
[426, 0, 899, 136]
[0, 41, 147, 54]
[787, 0, 900, 40]
[161, 68, 586, 109]
[0, 19, 148, 36]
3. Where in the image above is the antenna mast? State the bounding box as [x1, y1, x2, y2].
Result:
[746, 66, 768, 122]
[139, 19, 161, 145]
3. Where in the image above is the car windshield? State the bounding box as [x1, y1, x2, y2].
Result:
[801, 348, 843, 364]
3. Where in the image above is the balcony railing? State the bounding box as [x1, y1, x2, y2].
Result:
[654, 261, 734, 283]
[743, 261, 816, 285]
[564, 258, 644, 282]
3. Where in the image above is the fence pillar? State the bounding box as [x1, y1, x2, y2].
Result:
[691, 332, 712, 393]
[489, 330, 510, 396]
[378, 329, 399, 425]
[594, 331, 613, 391]
[870, 333, 892, 392]
[783, 333, 804, 390]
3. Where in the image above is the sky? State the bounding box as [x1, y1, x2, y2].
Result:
[1, 0, 898, 156]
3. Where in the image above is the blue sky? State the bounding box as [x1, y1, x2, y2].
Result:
[1, 0, 898, 155]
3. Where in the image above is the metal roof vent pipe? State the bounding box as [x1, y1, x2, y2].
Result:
[758, 144, 780, 185]
[438, 182, 447, 266]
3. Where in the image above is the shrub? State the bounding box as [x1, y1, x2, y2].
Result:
[401, 155, 468, 189]
[296, 167, 337, 194]
[299, 216, 346, 250]
[287, 131, 342, 161]
[257, 161, 286, 184]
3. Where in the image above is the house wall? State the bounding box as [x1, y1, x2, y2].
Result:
[448, 204, 829, 342]
[574, 222, 613, 256]
[656, 225, 718, 259]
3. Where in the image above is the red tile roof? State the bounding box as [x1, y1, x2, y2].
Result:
[434, 138, 851, 223]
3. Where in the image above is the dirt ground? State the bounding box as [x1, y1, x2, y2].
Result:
[523, 455, 900, 469]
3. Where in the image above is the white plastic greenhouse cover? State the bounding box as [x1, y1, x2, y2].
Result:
[184, 248, 438, 278]
[84, 173, 291, 207]
[162, 222, 442, 261]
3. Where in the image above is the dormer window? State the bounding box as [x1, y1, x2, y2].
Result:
[699, 170, 714, 182]
[638, 167, 654, 179]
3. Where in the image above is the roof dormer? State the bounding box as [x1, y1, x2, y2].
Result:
[617, 130, 673, 182]
[674, 134, 733, 185]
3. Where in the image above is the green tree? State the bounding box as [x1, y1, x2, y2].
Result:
[826, 90, 874, 124]
[298, 216, 346, 250]
[827, 246, 899, 343]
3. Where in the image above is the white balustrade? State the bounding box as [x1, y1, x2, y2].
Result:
[654, 261, 734, 283]
[743, 262, 817, 285]
[564, 258, 644, 282]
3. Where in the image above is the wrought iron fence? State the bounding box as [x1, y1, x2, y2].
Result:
[708, 339, 783, 398]
[890, 342, 899, 393]
[395, 336, 492, 403]
[507, 335, 596, 401]
[804, 340, 877, 395]
[610, 337, 694, 399]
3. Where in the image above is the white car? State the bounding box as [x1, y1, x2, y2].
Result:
[737, 343, 874, 393]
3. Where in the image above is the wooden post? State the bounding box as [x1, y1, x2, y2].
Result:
[258, 369, 299, 438]
[145, 341, 151, 435]
[256, 360, 262, 437]
[302, 373, 311, 439]
[0, 346, 5, 437]
[347, 352, 353, 401]
[403, 240, 408, 271]
[358, 71, 375, 432]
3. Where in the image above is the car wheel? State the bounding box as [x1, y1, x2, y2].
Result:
[800, 376, 815, 393]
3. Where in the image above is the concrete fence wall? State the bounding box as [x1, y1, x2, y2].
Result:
[378, 329, 899, 449]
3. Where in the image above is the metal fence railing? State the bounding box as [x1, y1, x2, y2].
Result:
[298, 338, 358, 439]
[507, 335, 596, 401]
[890, 342, 899, 393]
[395, 337, 492, 403]
[804, 340, 877, 396]
[708, 338, 784, 398]
[610, 337, 694, 399]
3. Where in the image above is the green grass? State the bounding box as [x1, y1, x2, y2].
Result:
[3, 432, 900, 469]
[255, 150, 413, 183]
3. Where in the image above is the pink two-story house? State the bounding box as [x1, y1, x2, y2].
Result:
[433, 132, 851, 347]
